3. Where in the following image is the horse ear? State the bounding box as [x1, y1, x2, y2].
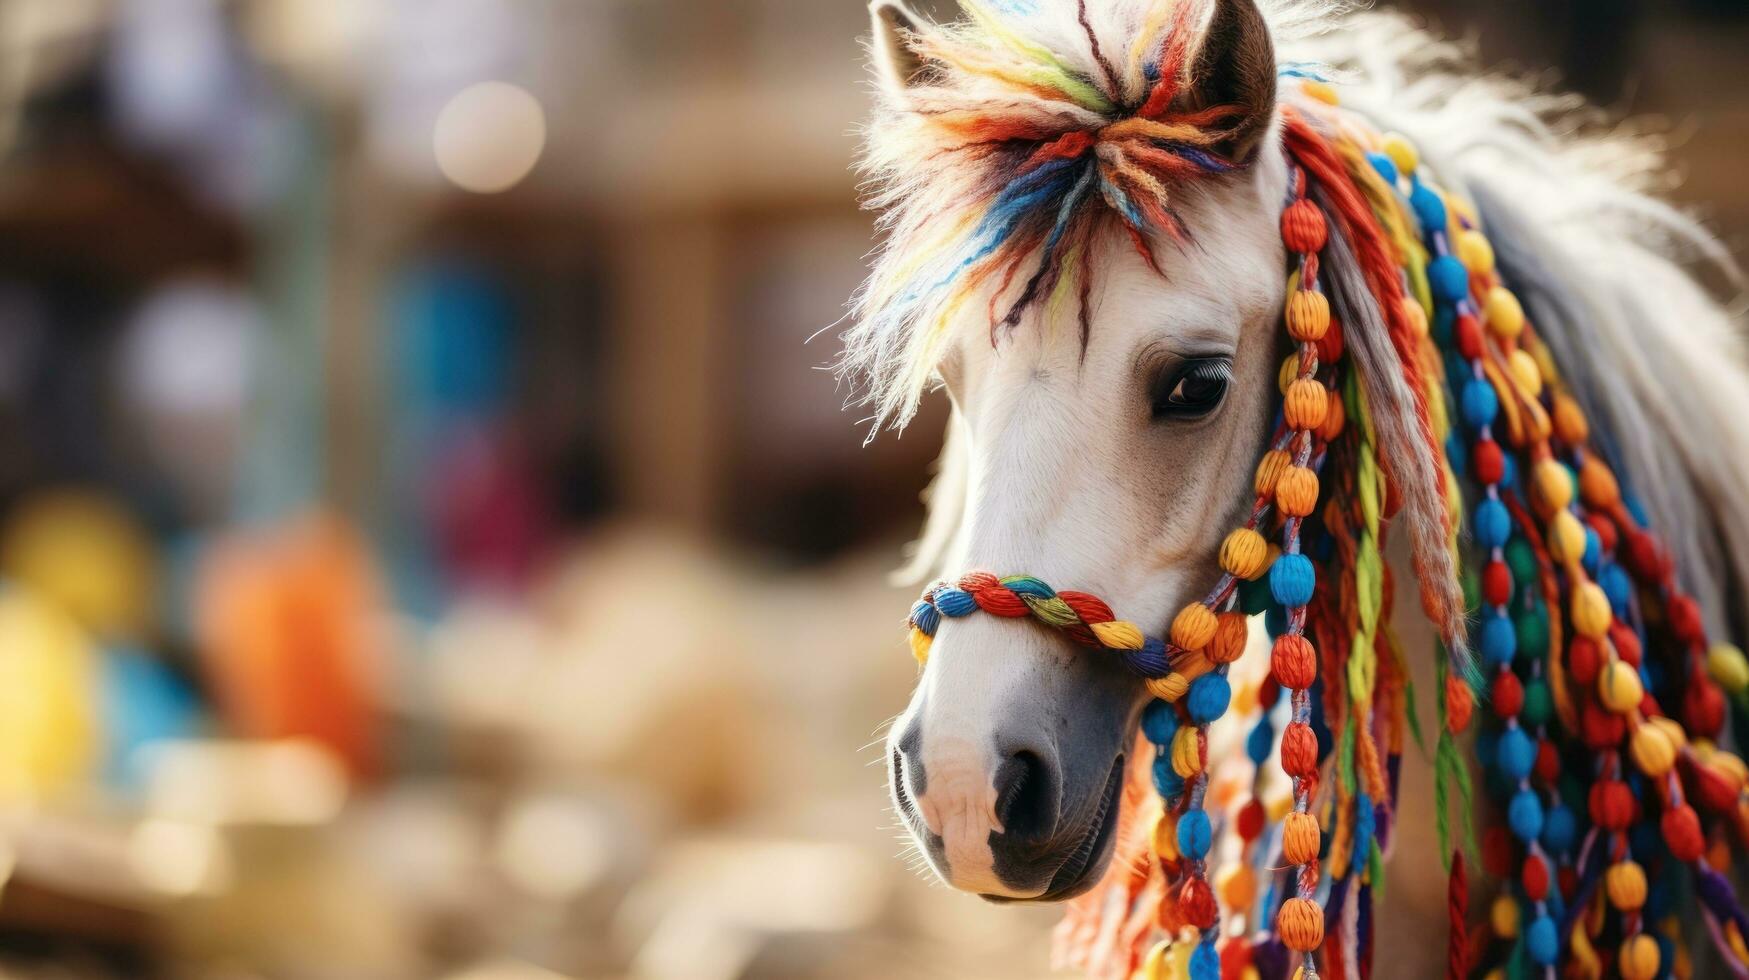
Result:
[870, 0, 933, 94]
[1184, 0, 1277, 163]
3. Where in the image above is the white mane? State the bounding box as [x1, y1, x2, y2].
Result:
[872, 1, 1749, 633]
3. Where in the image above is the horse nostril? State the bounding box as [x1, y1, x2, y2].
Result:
[993, 750, 1054, 842]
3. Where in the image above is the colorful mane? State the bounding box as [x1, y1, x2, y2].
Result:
[855, 2, 1749, 980]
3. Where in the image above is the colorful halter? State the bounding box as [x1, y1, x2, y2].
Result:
[900, 79, 1749, 980]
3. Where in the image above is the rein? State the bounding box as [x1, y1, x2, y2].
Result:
[898, 81, 1749, 980]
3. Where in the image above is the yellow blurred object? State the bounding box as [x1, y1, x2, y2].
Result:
[0, 489, 156, 639]
[0, 588, 100, 799]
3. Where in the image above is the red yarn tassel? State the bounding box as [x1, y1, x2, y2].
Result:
[1447, 850, 1469, 980]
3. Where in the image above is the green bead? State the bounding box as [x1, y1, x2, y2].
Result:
[1521, 678, 1553, 728]
[1505, 538, 1538, 593]
[1515, 604, 1550, 660]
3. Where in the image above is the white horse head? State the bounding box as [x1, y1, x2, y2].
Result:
[851, 0, 1749, 934]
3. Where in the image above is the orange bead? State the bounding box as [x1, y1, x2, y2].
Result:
[1276, 466, 1320, 518]
[1282, 811, 1321, 865]
[1278, 897, 1324, 952]
[1280, 199, 1327, 254]
[1283, 378, 1329, 431]
[1317, 388, 1346, 441]
[1580, 457, 1621, 509]
[1209, 611, 1249, 664]
[1553, 394, 1588, 444]
[1272, 634, 1317, 689]
[1220, 527, 1270, 580]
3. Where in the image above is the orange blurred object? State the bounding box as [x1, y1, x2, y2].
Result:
[194, 513, 385, 780]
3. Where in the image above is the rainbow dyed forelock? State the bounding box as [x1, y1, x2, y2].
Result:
[849, 0, 1256, 432]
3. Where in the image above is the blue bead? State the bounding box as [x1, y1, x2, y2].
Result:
[1186, 674, 1232, 724]
[1508, 788, 1544, 842]
[1526, 915, 1558, 966]
[910, 600, 940, 635]
[1246, 718, 1274, 764]
[1177, 808, 1212, 859]
[1481, 614, 1518, 666]
[1474, 497, 1511, 549]
[1496, 727, 1535, 779]
[1432, 305, 1456, 345]
[1366, 151, 1398, 185]
[1541, 804, 1577, 855]
[1461, 377, 1499, 430]
[1600, 564, 1633, 612]
[1270, 554, 1317, 607]
[1626, 495, 1650, 527]
[1446, 432, 1467, 477]
[1428, 255, 1469, 303]
[1141, 700, 1179, 744]
[1581, 529, 1602, 576]
[1152, 754, 1184, 799]
[1189, 943, 1220, 980]
[934, 588, 977, 617]
[1498, 452, 1517, 490]
[1411, 180, 1447, 232]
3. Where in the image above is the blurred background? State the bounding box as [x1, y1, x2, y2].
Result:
[0, 1, 1741, 978]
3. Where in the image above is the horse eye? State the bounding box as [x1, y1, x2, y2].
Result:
[1152, 359, 1233, 420]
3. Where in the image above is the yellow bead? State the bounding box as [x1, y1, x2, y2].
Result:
[1485, 286, 1524, 339]
[1533, 459, 1572, 515]
[1619, 934, 1660, 980]
[1147, 672, 1191, 703]
[1573, 581, 1613, 640]
[1549, 510, 1587, 565]
[1490, 894, 1519, 938]
[1241, 969, 1260, 980]
[1256, 449, 1292, 497]
[1606, 860, 1647, 911]
[1630, 723, 1676, 776]
[1171, 603, 1218, 651]
[1649, 715, 1687, 750]
[1599, 660, 1644, 714]
[1508, 348, 1543, 397]
[1217, 863, 1258, 911]
[1302, 79, 1339, 105]
[1457, 229, 1495, 273]
[1141, 941, 1169, 980]
[1221, 527, 1270, 580]
[1171, 726, 1202, 777]
[1279, 353, 1302, 394]
[1382, 133, 1419, 175]
[1286, 290, 1331, 343]
[1709, 643, 1749, 693]
[1152, 810, 1180, 861]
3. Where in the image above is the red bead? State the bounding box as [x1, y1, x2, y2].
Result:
[1455, 314, 1484, 360]
[1473, 440, 1505, 486]
[1695, 764, 1740, 813]
[1534, 740, 1560, 782]
[1481, 826, 1512, 877]
[1237, 799, 1266, 842]
[1177, 875, 1218, 930]
[1582, 701, 1626, 750]
[1219, 936, 1252, 980]
[1685, 673, 1727, 738]
[1491, 671, 1524, 717]
[1258, 676, 1280, 709]
[1589, 779, 1635, 830]
[1669, 595, 1705, 646]
[1586, 513, 1617, 554]
[1662, 804, 1705, 863]
[1557, 865, 1578, 899]
[1281, 722, 1319, 778]
[1625, 530, 1665, 580]
[1521, 855, 1551, 901]
[1272, 635, 1317, 690]
[1568, 637, 1601, 686]
[1315, 317, 1345, 365]
[1281, 199, 1328, 254]
[1610, 624, 1641, 668]
[1482, 560, 1512, 607]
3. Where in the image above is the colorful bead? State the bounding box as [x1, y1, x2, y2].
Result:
[1255, 448, 1291, 496]
[1171, 603, 1218, 651]
[1281, 199, 1328, 254]
[1283, 377, 1328, 429]
[1269, 554, 1316, 607]
[1484, 286, 1524, 338]
[1619, 934, 1660, 980]
[1209, 612, 1248, 664]
[1282, 811, 1320, 864]
[1381, 133, 1419, 175]
[1598, 660, 1643, 713]
[1457, 229, 1494, 273]
[1277, 896, 1324, 953]
[1286, 290, 1331, 343]
[1606, 860, 1647, 911]
[1275, 466, 1320, 518]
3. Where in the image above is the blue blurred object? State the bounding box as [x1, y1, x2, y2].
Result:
[100, 646, 201, 787]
